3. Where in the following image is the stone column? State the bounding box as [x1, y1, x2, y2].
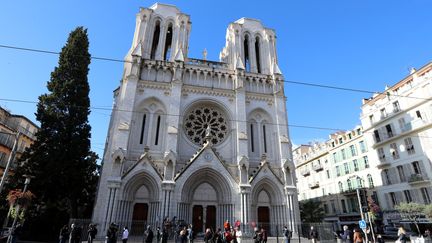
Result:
[239, 186, 251, 233]
[103, 179, 121, 232]
[160, 181, 175, 220]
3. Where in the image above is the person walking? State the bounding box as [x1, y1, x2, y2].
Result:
[204, 228, 213, 243]
[156, 227, 161, 243]
[106, 223, 118, 243]
[397, 227, 408, 243]
[235, 226, 242, 243]
[339, 225, 353, 243]
[122, 227, 129, 243]
[187, 225, 194, 243]
[145, 225, 154, 243]
[88, 224, 98, 243]
[261, 228, 268, 243]
[161, 227, 169, 243]
[59, 225, 70, 243]
[353, 228, 363, 243]
[309, 226, 318, 243]
[283, 226, 292, 243]
[70, 224, 82, 243]
[253, 227, 261, 243]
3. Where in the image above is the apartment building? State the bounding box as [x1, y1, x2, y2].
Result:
[0, 106, 39, 176]
[360, 63, 432, 225]
[294, 126, 375, 228]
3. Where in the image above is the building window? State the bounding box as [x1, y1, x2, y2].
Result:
[416, 110, 422, 119]
[243, 35, 250, 72]
[150, 21, 161, 60]
[338, 182, 343, 192]
[398, 118, 407, 132]
[357, 128, 362, 135]
[262, 125, 267, 153]
[412, 161, 421, 175]
[336, 166, 340, 177]
[163, 24, 173, 61]
[332, 141, 335, 147]
[367, 174, 374, 188]
[374, 130, 381, 143]
[250, 124, 255, 152]
[154, 115, 161, 145]
[357, 177, 363, 188]
[348, 133, 352, 139]
[390, 143, 399, 160]
[359, 141, 367, 153]
[326, 170, 330, 179]
[420, 187, 431, 204]
[404, 190, 412, 203]
[369, 115, 374, 124]
[350, 145, 357, 156]
[339, 137, 343, 144]
[353, 159, 359, 171]
[341, 149, 346, 160]
[333, 152, 337, 163]
[404, 137, 415, 154]
[255, 36, 261, 73]
[323, 204, 329, 214]
[380, 108, 387, 119]
[378, 147, 386, 161]
[397, 165, 406, 182]
[393, 101, 401, 112]
[139, 114, 147, 144]
[341, 199, 347, 213]
[331, 200, 336, 213]
[344, 163, 349, 174]
[363, 156, 369, 168]
[385, 124, 394, 138]
[347, 179, 352, 190]
[384, 169, 391, 185]
[389, 192, 397, 206]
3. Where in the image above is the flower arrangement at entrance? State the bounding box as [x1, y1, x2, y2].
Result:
[6, 189, 35, 220]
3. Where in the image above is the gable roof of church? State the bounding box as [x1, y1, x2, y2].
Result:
[174, 141, 237, 182]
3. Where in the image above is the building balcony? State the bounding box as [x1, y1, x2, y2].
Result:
[408, 174, 430, 185]
[377, 156, 391, 168]
[309, 181, 319, 189]
[0, 133, 15, 149]
[312, 163, 323, 172]
[301, 170, 310, 177]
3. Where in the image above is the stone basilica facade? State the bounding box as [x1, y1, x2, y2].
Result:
[93, 3, 299, 236]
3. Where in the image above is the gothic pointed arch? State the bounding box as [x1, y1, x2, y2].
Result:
[247, 108, 274, 162]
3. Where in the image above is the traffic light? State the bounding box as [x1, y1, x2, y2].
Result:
[359, 189, 369, 211]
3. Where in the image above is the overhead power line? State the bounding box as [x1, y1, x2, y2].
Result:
[2, 43, 432, 101]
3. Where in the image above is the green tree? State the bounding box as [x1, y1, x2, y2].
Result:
[300, 200, 325, 223]
[11, 27, 99, 240]
[424, 204, 432, 219]
[395, 202, 425, 235]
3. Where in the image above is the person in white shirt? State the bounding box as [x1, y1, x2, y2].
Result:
[122, 227, 129, 243]
[235, 227, 242, 243]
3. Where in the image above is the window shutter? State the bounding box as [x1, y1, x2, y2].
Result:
[385, 193, 392, 208]
[395, 191, 404, 204]
[390, 168, 400, 184]
[411, 189, 420, 203]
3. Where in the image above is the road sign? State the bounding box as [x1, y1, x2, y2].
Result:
[359, 220, 367, 229]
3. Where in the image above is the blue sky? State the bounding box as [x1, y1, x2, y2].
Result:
[1, 0, 431, 159]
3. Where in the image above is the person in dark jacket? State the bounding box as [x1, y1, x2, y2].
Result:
[253, 227, 261, 243]
[204, 228, 213, 243]
[339, 225, 353, 243]
[213, 228, 223, 243]
[70, 224, 82, 243]
[106, 223, 118, 243]
[145, 225, 154, 243]
[88, 224, 98, 243]
[59, 225, 70, 243]
[309, 226, 318, 243]
[161, 227, 169, 243]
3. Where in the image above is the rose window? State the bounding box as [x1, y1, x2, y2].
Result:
[184, 106, 229, 145]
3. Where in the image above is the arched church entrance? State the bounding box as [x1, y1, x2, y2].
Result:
[257, 190, 271, 232]
[179, 169, 233, 233]
[191, 182, 217, 233]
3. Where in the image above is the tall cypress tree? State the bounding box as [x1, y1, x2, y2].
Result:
[15, 27, 98, 225]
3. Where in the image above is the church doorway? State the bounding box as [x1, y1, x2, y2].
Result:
[206, 205, 216, 231]
[132, 203, 148, 235]
[192, 205, 203, 233]
[257, 206, 270, 232]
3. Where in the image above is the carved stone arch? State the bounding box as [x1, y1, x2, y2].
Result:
[180, 168, 233, 204]
[122, 171, 161, 202]
[251, 177, 284, 205]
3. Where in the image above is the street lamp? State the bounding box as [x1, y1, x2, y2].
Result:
[7, 174, 33, 243]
